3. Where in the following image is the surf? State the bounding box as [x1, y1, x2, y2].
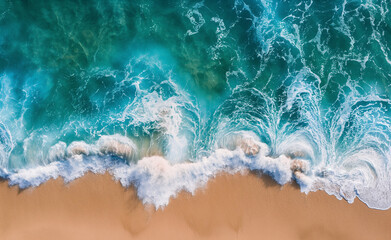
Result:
[0, 0, 391, 210]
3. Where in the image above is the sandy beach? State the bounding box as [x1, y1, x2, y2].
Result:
[0, 172, 390, 240]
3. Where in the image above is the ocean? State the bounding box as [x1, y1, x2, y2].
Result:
[0, 0, 391, 209]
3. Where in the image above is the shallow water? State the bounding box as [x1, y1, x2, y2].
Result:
[1, 0, 391, 209]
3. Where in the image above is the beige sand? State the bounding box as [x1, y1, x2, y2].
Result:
[0, 172, 390, 240]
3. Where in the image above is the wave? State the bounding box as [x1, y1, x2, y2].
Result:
[1, 116, 390, 211]
[0, 132, 388, 210]
[0, 134, 299, 208]
[0, 0, 391, 211]
[1, 61, 391, 210]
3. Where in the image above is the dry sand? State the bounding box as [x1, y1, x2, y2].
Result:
[0, 172, 390, 240]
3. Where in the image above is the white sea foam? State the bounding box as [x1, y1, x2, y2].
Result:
[48, 142, 67, 161]
[185, 2, 205, 36]
[3, 143, 295, 207]
[0, 121, 13, 167]
[2, 70, 390, 210]
[117, 71, 199, 163]
[2, 133, 391, 210]
[97, 134, 136, 161]
[1, 0, 391, 213]
[66, 141, 97, 158]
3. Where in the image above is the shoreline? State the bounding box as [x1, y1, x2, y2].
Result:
[1, 172, 390, 240]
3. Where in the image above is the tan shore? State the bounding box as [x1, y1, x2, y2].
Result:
[0, 172, 390, 240]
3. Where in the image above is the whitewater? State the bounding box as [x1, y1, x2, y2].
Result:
[0, 0, 391, 210]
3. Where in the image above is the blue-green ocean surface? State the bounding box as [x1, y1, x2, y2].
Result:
[1, 0, 391, 209]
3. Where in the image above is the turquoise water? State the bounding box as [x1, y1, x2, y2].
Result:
[1, 0, 391, 209]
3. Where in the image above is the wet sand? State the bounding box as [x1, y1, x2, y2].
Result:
[0, 172, 390, 240]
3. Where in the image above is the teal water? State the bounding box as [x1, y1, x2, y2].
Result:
[1, 0, 391, 209]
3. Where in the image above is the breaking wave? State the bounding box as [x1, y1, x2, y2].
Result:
[1, 0, 391, 210]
